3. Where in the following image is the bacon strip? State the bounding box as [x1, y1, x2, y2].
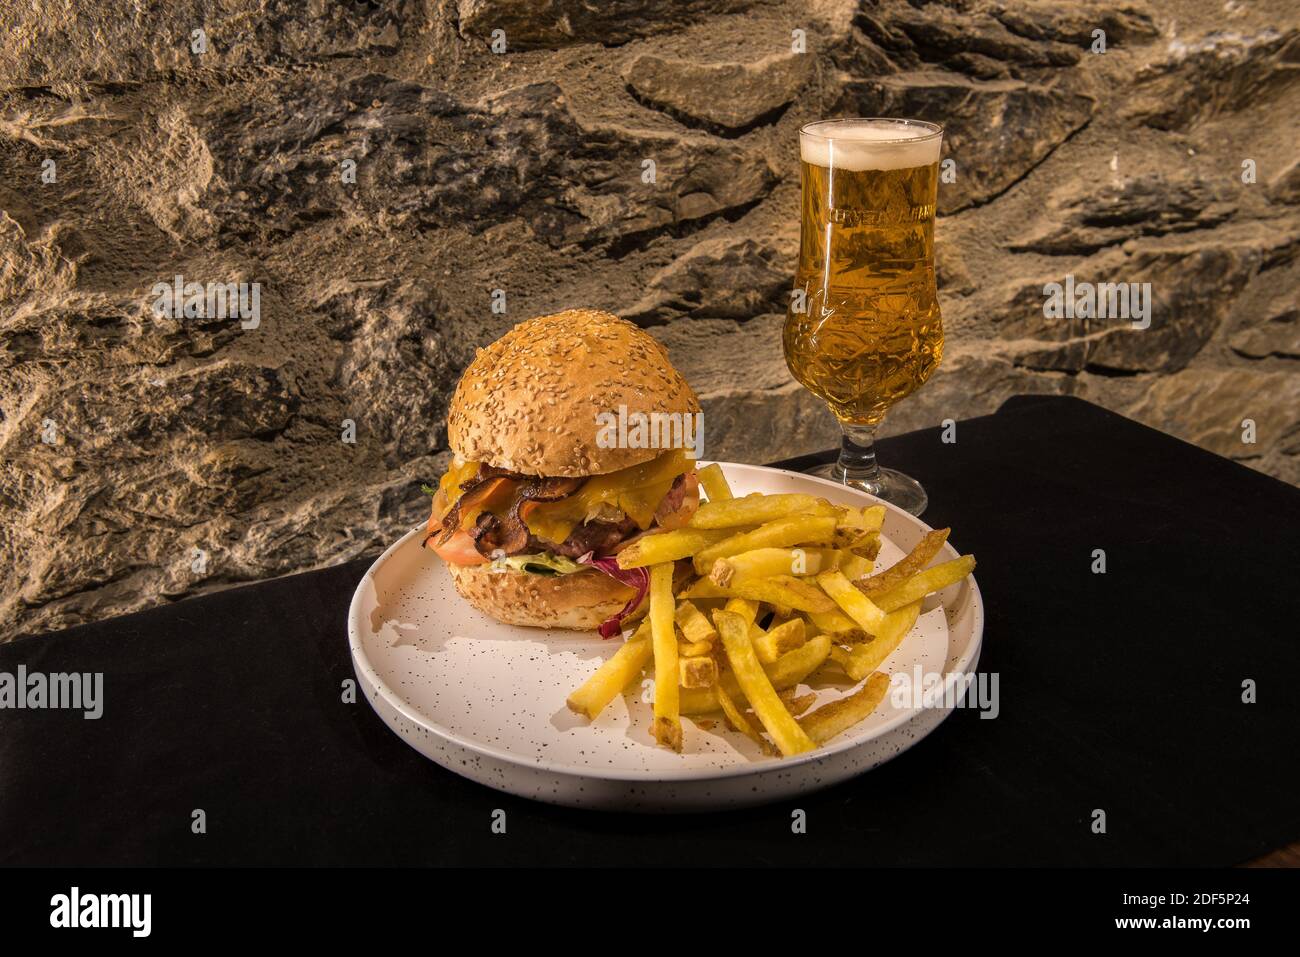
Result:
[522, 476, 585, 502]
[430, 476, 510, 547]
[465, 511, 505, 552]
[471, 476, 585, 558]
[432, 468, 698, 563]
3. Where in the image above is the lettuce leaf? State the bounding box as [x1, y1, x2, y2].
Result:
[491, 552, 586, 576]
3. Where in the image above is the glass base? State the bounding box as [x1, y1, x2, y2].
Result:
[804, 461, 928, 516]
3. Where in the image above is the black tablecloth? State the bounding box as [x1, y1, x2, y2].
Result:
[2, 395, 1297, 866]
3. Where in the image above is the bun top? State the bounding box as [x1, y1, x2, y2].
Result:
[447, 309, 700, 477]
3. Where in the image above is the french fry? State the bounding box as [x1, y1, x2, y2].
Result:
[678, 638, 713, 657]
[837, 552, 875, 582]
[679, 655, 717, 689]
[800, 672, 891, 744]
[828, 645, 858, 674]
[681, 574, 821, 613]
[688, 493, 838, 529]
[856, 528, 951, 598]
[715, 611, 816, 756]
[566, 476, 977, 760]
[837, 629, 871, 644]
[809, 618, 867, 641]
[806, 608, 860, 634]
[833, 504, 885, 550]
[649, 563, 682, 751]
[616, 527, 737, 569]
[859, 505, 886, 532]
[674, 600, 717, 646]
[858, 535, 882, 562]
[679, 636, 832, 714]
[723, 597, 759, 627]
[566, 619, 652, 719]
[835, 505, 863, 528]
[687, 574, 835, 614]
[832, 533, 881, 565]
[715, 683, 775, 756]
[831, 601, 922, 679]
[832, 528, 871, 551]
[693, 515, 838, 574]
[752, 617, 806, 664]
[696, 463, 733, 502]
[817, 569, 889, 634]
[678, 579, 730, 601]
[834, 503, 885, 532]
[875, 555, 976, 612]
[709, 546, 846, 587]
[779, 689, 819, 717]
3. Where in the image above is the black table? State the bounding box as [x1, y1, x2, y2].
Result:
[2, 395, 1297, 867]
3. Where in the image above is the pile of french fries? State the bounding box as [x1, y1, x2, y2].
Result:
[566, 464, 976, 758]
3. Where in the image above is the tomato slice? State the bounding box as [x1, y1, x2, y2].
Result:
[430, 529, 487, 565]
[425, 498, 445, 539]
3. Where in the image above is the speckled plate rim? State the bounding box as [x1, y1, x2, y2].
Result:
[348, 462, 984, 783]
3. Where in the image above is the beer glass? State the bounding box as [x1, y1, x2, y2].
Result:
[783, 118, 943, 515]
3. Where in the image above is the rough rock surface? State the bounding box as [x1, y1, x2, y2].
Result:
[1, 0, 1298, 638]
[624, 52, 814, 134]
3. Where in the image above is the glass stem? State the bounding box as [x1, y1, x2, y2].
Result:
[834, 423, 881, 490]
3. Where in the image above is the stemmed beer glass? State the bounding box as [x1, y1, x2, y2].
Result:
[783, 118, 944, 515]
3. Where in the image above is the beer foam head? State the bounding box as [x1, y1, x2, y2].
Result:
[800, 119, 942, 172]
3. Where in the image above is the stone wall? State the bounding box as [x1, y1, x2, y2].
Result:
[1, 0, 1297, 638]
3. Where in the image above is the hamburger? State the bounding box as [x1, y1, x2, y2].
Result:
[424, 309, 701, 633]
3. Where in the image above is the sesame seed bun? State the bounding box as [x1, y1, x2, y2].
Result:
[447, 562, 638, 630]
[446, 309, 700, 477]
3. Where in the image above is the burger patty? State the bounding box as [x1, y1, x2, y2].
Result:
[531, 516, 638, 559]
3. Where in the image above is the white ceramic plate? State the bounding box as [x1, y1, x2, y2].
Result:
[348, 462, 984, 811]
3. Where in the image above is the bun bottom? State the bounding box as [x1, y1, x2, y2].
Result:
[448, 562, 638, 631]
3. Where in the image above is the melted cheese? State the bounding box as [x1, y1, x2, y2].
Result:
[524, 449, 693, 544]
[432, 450, 694, 545]
[439, 458, 479, 503]
[434, 458, 480, 521]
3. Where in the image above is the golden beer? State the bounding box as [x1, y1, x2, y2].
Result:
[784, 120, 943, 426]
